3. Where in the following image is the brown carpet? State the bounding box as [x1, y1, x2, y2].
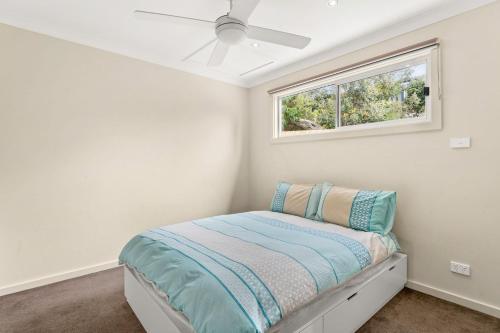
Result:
[0, 267, 499, 333]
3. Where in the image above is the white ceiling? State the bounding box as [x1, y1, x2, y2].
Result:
[0, 0, 495, 87]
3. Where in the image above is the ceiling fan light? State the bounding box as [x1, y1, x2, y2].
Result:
[216, 23, 247, 45]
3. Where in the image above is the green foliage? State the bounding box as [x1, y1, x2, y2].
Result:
[282, 106, 302, 130]
[340, 67, 426, 126]
[281, 65, 426, 131]
[281, 85, 336, 131]
[404, 79, 426, 116]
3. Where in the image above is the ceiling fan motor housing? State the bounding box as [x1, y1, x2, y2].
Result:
[215, 16, 247, 45]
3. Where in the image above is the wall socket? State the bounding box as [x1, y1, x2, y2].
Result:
[450, 261, 471, 276]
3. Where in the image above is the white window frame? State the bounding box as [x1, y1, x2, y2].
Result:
[272, 46, 442, 143]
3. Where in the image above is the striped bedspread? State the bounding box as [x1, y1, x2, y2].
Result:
[119, 211, 399, 333]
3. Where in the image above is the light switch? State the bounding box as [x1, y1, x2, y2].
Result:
[449, 137, 471, 149]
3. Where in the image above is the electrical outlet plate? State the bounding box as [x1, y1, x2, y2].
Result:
[450, 261, 471, 276]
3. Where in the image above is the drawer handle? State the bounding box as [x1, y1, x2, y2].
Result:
[389, 265, 396, 271]
[347, 292, 358, 301]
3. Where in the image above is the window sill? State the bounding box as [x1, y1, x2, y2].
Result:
[271, 117, 442, 144]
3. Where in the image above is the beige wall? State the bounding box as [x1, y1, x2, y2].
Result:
[248, 2, 500, 310]
[0, 23, 248, 288]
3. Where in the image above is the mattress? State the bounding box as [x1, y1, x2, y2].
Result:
[120, 211, 399, 333]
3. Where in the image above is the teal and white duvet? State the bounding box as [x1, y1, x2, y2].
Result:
[119, 211, 399, 333]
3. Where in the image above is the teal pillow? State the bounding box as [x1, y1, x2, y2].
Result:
[271, 182, 322, 220]
[315, 184, 397, 235]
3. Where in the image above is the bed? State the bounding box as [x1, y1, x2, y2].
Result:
[120, 211, 406, 333]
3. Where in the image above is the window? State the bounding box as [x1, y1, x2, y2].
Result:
[272, 44, 441, 142]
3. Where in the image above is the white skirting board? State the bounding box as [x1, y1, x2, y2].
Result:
[0, 260, 119, 297]
[124, 254, 408, 333]
[2, 258, 498, 321]
[406, 280, 500, 319]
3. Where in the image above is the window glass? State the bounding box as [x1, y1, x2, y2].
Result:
[280, 84, 336, 133]
[340, 63, 426, 126]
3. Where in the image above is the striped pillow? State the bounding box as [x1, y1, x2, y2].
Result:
[315, 184, 396, 235]
[271, 182, 322, 220]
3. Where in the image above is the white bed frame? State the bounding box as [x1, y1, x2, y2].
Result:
[125, 253, 407, 333]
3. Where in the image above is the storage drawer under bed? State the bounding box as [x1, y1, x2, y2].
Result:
[298, 254, 407, 333]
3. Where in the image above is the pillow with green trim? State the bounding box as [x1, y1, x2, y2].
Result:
[315, 183, 396, 235]
[271, 182, 322, 220]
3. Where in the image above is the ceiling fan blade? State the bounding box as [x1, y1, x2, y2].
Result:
[134, 10, 214, 28]
[229, 0, 260, 23]
[183, 38, 218, 62]
[247, 26, 311, 49]
[208, 41, 230, 67]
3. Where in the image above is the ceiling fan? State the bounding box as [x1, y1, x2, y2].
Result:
[134, 0, 312, 67]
